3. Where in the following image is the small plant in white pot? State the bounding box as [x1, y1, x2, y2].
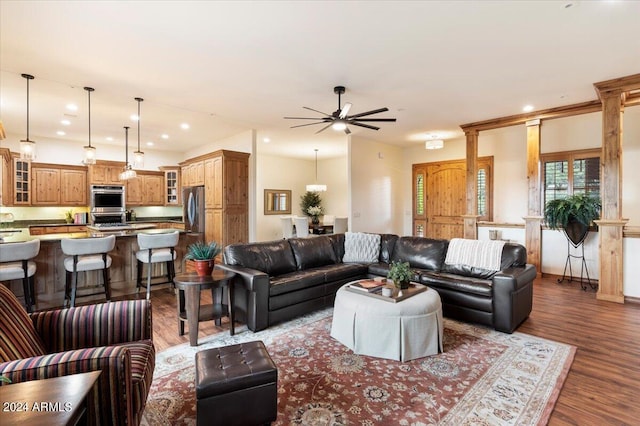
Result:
[185, 241, 222, 276]
[387, 260, 413, 290]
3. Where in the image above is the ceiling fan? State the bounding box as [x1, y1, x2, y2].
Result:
[284, 86, 396, 135]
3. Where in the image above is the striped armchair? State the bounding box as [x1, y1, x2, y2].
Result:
[0, 284, 155, 426]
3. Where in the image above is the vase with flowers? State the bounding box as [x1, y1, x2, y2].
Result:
[307, 205, 323, 225]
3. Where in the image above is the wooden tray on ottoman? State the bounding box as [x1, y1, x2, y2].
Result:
[345, 280, 428, 303]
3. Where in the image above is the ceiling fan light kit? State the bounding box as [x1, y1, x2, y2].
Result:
[285, 85, 396, 135]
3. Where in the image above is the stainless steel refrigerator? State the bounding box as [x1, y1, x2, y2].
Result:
[183, 186, 205, 237]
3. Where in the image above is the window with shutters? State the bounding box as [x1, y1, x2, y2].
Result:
[541, 149, 600, 208]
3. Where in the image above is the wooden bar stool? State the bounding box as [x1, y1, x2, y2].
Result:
[61, 235, 115, 308]
[0, 239, 40, 312]
[136, 231, 179, 300]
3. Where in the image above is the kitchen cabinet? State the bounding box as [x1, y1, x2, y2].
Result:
[31, 163, 88, 206]
[88, 160, 124, 185]
[160, 166, 181, 205]
[125, 171, 164, 206]
[0, 148, 10, 205]
[183, 150, 250, 248]
[30, 225, 87, 235]
[13, 156, 30, 205]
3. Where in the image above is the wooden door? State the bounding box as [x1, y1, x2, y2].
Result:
[413, 157, 493, 239]
[426, 161, 466, 239]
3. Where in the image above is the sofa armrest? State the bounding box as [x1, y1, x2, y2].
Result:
[492, 264, 537, 333]
[0, 345, 134, 425]
[217, 264, 270, 332]
[30, 299, 153, 353]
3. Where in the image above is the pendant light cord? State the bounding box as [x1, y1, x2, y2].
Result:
[85, 87, 94, 148]
[135, 97, 143, 151]
[314, 149, 319, 182]
[21, 74, 34, 141]
[124, 126, 130, 166]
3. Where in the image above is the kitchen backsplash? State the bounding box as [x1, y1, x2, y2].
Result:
[0, 206, 182, 222]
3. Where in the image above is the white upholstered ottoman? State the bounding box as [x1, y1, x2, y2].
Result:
[330, 283, 443, 361]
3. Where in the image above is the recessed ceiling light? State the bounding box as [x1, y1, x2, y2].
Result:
[60, 119, 71, 126]
[130, 114, 139, 121]
[161, 134, 169, 139]
[56, 130, 66, 136]
[146, 141, 154, 146]
[66, 103, 78, 111]
[106, 136, 114, 141]
[180, 123, 190, 130]
[523, 105, 534, 113]
[263, 138, 270, 143]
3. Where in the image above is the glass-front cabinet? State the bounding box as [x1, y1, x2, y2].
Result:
[161, 167, 181, 205]
[13, 157, 30, 205]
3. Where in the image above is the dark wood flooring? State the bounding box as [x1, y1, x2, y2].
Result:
[140, 276, 640, 425]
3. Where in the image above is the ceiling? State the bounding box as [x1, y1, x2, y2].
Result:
[1, 1, 639, 161]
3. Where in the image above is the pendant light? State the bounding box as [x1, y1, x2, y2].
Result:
[83, 87, 96, 164]
[306, 149, 327, 192]
[133, 97, 144, 168]
[20, 73, 36, 160]
[119, 126, 137, 180]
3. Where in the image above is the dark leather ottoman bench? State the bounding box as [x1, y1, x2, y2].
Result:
[195, 340, 278, 426]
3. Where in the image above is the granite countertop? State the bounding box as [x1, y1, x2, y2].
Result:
[0, 227, 185, 244]
[0, 216, 184, 228]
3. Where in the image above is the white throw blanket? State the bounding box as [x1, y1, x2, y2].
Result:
[444, 238, 506, 271]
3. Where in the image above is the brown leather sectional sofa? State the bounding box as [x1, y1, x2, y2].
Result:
[219, 233, 536, 334]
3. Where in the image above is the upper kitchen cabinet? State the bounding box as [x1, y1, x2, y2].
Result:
[181, 160, 204, 187]
[125, 171, 165, 206]
[160, 166, 181, 205]
[12, 155, 30, 205]
[31, 163, 87, 206]
[89, 160, 125, 185]
[0, 148, 10, 205]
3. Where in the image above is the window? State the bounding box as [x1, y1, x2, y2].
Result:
[542, 149, 600, 207]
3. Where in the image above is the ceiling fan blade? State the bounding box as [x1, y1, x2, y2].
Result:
[315, 122, 334, 134]
[290, 121, 327, 129]
[284, 116, 332, 120]
[339, 103, 352, 119]
[348, 107, 389, 119]
[303, 106, 331, 117]
[350, 122, 380, 131]
[351, 118, 397, 122]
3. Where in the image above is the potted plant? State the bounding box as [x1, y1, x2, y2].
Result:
[387, 260, 413, 290]
[300, 191, 323, 220]
[185, 241, 222, 276]
[544, 193, 601, 246]
[64, 209, 74, 224]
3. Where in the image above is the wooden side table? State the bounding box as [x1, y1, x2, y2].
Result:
[174, 269, 237, 346]
[0, 370, 101, 426]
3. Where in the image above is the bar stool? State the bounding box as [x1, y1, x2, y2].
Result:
[0, 239, 40, 313]
[136, 231, 179, 300]
[61, 235, 115, 308]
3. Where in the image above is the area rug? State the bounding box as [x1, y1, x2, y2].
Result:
[141, 309, 575, 425]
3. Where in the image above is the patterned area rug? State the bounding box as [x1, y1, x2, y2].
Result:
[141, 309, 574, 425]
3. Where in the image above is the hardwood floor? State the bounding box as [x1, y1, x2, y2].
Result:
[141, 276, 640, 425]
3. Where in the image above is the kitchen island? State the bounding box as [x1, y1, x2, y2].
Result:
[0, 225, 198, 310]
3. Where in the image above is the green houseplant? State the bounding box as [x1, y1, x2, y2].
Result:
[185, 241, 222, 276]
[387, 260, 413, 290]
[64, 209, 74, 224]
[544, 193, 601, 246]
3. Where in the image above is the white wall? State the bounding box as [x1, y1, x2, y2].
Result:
[622, 105, 640, 227]
[350, 136, 404, 235]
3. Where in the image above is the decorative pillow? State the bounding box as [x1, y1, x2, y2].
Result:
[343, 232, 381, 263]
[0, 285, 46, 362]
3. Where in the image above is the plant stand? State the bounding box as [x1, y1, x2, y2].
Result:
[557, 229, 597, 291]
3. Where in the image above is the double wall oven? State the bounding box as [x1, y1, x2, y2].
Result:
[90, 185, 126, 225]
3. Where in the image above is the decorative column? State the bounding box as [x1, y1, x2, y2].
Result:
[524, 119, 542, 278]
[595, 89, 626, 303]
[464, 129, 479, 239]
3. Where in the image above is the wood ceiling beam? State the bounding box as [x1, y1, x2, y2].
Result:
[593, 73, 640, 98]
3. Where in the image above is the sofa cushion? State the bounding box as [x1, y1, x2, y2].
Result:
[391, 237, 449, 272]
[224, 240, 297, 276]
[343, 232, 381, 263]
[442, 242, 527, 279]
[420, 271, 493, 298]
[0, 284, 46, 362]
[327, 233, 345, 262]
[269, 269, 327, 296]
[379, 234, 399, 263]
[288, 236, 337, 270]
